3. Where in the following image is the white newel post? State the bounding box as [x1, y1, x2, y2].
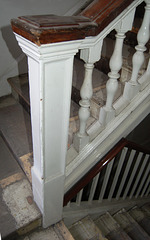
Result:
[123, 0, 150, 100]
[14, 34, 81, 227]
[99, 9, 136, 125]
[73, 40, 103, 152]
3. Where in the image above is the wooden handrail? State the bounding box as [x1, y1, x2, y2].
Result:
[63, 138, 150, 206]
[11, 0, 135, 45]
[80, 0, 134, 34]
[126, 140, 150, 155]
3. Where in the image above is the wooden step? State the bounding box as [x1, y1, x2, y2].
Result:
[95, 212, 132, 240]
[7, 74, 80, 122]
[101, 36, 150, 83]
[17, 221, 75, 240]
[113, 208, 150, 240]
[69, 216, 105, 240]
[7, 73, 30, 114]
[129, 206, 150, 235]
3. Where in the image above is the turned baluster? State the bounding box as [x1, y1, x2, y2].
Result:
[106, 31, 125, 110]
[74, 41, 103, 152]
[73, 62, 94, 152]
[99, 9, 136, 125]
[124, 0, 150, 100]
[78, 62, 94, 135]
[99, 30, 126, 125]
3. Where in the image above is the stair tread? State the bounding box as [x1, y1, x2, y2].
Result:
[129, 206, 150, 235]
[0, 94, 17, 109]
[8, 74, 79, 120]
[95, 212, 132, 240]
[18, 221, 74, 240]
[69, 216, 105, 240]
[0, 132, 40, 239]
[0, 102, 33, 158]
[114, 208, 150, 240]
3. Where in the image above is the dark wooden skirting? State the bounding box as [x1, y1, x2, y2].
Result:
[63, 138, 150, 206]
[11, 0, 135, 45]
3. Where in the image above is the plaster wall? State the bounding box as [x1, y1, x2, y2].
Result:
[0, 0, 88, 97]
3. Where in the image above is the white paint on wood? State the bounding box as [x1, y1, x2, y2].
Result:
[123, 152, 143, 199]
[15, 34, 82, 227]
[135, 161, 150, 198]
[108, 148, 128, 201]
[88, 173, 100, 204]
[123, 0, 150, 100]
[141, 175, 150, 197]
[116, 150, 136, 200]
[73, 41, 103, 152]
[99, 10, 135, 126]
[129, 154, 149, 198]
[65, 84, 150, 192]
[98, 158, 114, 202]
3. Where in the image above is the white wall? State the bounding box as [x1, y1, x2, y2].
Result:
[0, 0, 88, 97]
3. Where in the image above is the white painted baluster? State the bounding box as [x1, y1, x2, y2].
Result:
[129, 154, 149, 199]
[74, 62, 94, 149]
[99, 32, 125, 125]
[74, 40, 103, 152]
[108, 148, 128, 201]
[141, 174, 150, 197]
[76, 189, 83, 206]
[124, 0, 150, 100]
[116, 149, 136, 200]
[123, 152, 143, 199]
[135, 161, 150, 198]
[88, 173, 100, 204]
[145, 182, 150, 196]
[98, 158, 114, 203]
[14, 35, 82, 227]
[100, 9, 135, 125]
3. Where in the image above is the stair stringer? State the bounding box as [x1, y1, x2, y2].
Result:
[63, 197, 150, 227]
[65, 80, 150, 193]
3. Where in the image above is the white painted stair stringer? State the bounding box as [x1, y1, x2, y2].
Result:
[65, 81, 150, 193]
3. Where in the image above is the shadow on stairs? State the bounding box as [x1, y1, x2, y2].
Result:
[68, 204, 150, 240]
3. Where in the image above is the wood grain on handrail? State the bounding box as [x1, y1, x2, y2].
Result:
[11, 0, 135, 45]
[11, 15, 97, 45]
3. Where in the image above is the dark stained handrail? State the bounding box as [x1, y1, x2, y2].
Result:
[11, 0, 135, 45]
[63, 138, 150, 206]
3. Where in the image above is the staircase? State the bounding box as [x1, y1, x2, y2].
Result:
[0, 0, 150, 236]
[13, 203, 150, 239]
[69, 204, 150, 240]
